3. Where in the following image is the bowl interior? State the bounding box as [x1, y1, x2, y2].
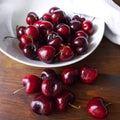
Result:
[0, 0, 105, 68]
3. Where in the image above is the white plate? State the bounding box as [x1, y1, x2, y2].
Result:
[0, 0, 105, 68]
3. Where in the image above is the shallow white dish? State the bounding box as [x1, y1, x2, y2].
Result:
[0, 0, 105, 68]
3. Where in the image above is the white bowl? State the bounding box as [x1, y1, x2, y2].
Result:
[0, 0, 105, 68]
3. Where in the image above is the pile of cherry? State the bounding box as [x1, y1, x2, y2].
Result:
[15, 7, 94, 63]
[13, 65, 110, 119]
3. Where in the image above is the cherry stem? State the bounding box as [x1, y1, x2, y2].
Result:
[68, 102, 81, 110]
[91, 17, 95, 22]
[4, 36, 18, 40]
[12, 86, 25, 95]
[105, 102, 112, 107]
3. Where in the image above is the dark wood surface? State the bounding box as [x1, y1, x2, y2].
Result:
[0, 1, 120, 120]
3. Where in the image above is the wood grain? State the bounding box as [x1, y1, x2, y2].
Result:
[0, 0, 120, 120]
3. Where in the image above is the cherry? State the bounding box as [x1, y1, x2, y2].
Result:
[51, 9, 66, 24]
[79, 65, 98, 84]
[19, 34, 33, 50]
[72, 15, 85, 23]
[37, 45, 56, 63]
[82, 20, 94, 35]
[26, 12, 39, 25]
[41, 78, 62, 98]
[47, 31, 63, 48]
[22, 44, 38, 60]
[55, 90, 76, 111]
[58, 45, 74, 62]
[40, 68, 57, 80]
[34, 20, 53, 37]
[87, 97, 109, 119]
[24, 25, 40, 41]
[49, 6, 60, 14]
[56, 23, 71, 41]
[16, 26, 26, 39]
[62, 67, 78, 85]
[42, 13, 51, 22]
[72, 36, 88, 55]
[75, 30, 88, 40]
[13, 75, 42, 94]
[30, 94, 54, 115]
[69, 20, 82, 32]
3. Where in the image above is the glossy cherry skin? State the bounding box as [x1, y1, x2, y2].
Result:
[22, 44, 38, 60]
[30, 94, 54, 115]
[34, 20, 53, 37]
[22, 74, 42, 94]
[40, 68, 57, 80]
[55, 90, 75, 111]
[49, 7, 60, 14]
[69, 20, 82, 32]
[62, 67, 78, 85]
[19, 34, 33, 50]
[56, 23, 71, 41]
[72, 36, 88, 55]
[42, 13, 52, 22]
[26, 12, 39, 25]
[75, 30, 89, 40]
[82, 20, 94, 35]
[41, 78, 62, 98]
[59, 45, 74, 62]
[16, 26, 26, 39]
[87, 97, 108, 119]
[79, 65, 98, 84]
[72, 15, 85, 23]
[51, 9, 66, 24]
[47, 31, 63, 48]
[37, 45, 56, 63]
[24, 25, 40, 41]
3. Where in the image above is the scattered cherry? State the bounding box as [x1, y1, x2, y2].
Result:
[87, 97, 109, 119]
[61, 67, 78, 85]
[30, 94, 54, 115]
[40, 68, 57, 80]
[79, 65, 98, 84]
[13, 74, 42, 94]
[41, 78, 62, 98]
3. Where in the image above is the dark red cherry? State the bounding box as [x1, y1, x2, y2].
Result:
[87, 97, 109, 119]
[34, 20, 53, 37]
[79, 65, 98, 84]
[22, 74, 42, 94]
[82, 20, 94, 35]
[62, 67, 78, 85]
[22, 44, 38, 60]
[16, 26, 26, 39]
[40, 68, 57, 80]
[55, 90, 75, 111]
[51, 9, 66, 24]
[42, 13, 51, 22]
[19, 34, 33, 50]
[37, 45, 56, 63]
[47, 31, 63, 48]
[49, 6, 60, 14]
[56, 23, 71, 41]
[26, 12, 39, 25]
[69, 20, 82, 32]
[72, 15, 85, 23]
[75, 30, 89, 40]
[72, 36, 88, 55]
[59, 45, 74, 62]
[41, 78, 62, 98]
[24, 25, 40, 41]
[30, 94, 54, 115]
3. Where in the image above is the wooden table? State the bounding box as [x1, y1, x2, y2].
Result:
[0, 1, 120, 120]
